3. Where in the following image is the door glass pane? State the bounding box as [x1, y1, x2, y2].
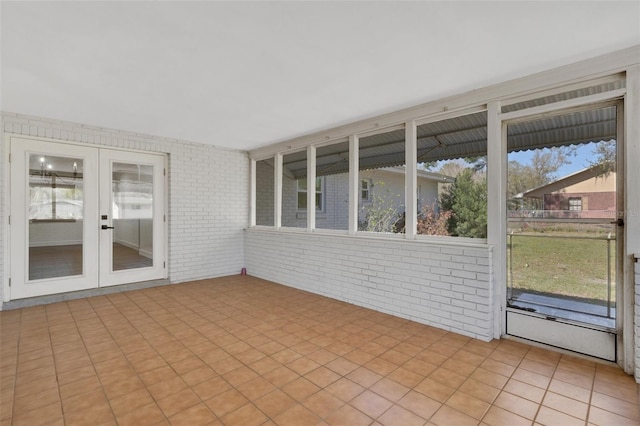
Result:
[112, 163, 153, 271]
[506, 105, 617, 328]
[29, 154, 84, 280]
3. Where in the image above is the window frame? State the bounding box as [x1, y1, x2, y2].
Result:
[297, 176, 324, 212]
[568, 197, 583, 211]
[360, 179, 372, 203]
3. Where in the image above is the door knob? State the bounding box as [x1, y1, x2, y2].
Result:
[101, 225, 114, 230]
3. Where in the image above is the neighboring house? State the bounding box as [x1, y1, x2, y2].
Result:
[256, 163, 452, 230]
[516, 167, 616, 219]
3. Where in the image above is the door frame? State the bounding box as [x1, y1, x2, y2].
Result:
[492, 93, 628, 365]
[99, 148, 167, 287]
[8, 137, 100, 299]
[5, 135, 168, 301]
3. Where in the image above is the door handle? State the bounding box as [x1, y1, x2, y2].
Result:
[101, 225, 114, 230]
[610, 218, 624, 227]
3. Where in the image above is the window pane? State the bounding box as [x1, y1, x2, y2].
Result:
[256, 159, 275, 226]
[112, 163, 154, 272]
[359, 128, 406, 233]
[315, 140, 349, 230]
[298, 192, 307, 209]
[282, 150, 307, 228]
[416, 111, 488, 238]
[298, 178, 307, 191]
[28, 154, 84, 280]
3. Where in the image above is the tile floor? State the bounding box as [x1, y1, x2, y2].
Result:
[1, 275, 638, 426]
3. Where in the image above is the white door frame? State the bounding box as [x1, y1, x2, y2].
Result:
[490, 94, 629, 366]
[7, 136, 167, 300]
[99, 149, 166, 287]
[9, 137, 100, 299]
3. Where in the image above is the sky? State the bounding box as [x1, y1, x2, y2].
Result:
[428, 140, 609, 179]
[508, 142, 602, 178]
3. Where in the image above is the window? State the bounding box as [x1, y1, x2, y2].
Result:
[315, 140, 349, 231]
[358, 127, 406, 233]
[569, 197, 582, 211]
[416, 111, 488, 238]
[255, 158, 275, 226]
[361, 179, 371, 202]
[297, 177, 323, 211]
[282, 150, 307, 228]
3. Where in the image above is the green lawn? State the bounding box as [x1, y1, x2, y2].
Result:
[507, 231, 616, 307]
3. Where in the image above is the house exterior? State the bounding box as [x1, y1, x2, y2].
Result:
[256, 164, 451, 231]
[518, 167, 617, 219]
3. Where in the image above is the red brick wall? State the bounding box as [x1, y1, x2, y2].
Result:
[543, 191, 616, 219]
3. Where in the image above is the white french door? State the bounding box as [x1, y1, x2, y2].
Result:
[9, 137, 166, 299]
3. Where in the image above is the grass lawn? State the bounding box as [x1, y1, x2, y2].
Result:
[507, 231, 616, 307]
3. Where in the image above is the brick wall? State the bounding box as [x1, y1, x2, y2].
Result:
[245, 229, 494, 341]
[1, 112, 249, 304]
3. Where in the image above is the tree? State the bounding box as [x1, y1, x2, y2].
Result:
[359, 181, 402, 233]
[507, 146, 574, 211]
[529, 147, 574, 182]
[440, 169, 487, 238]
[589, 139, 616, 176]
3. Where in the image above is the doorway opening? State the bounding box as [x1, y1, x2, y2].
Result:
[504, 102, 622, 361]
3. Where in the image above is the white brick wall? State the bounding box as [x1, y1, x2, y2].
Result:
[1, 112, 249, 304]
[245, 229, 494, 341]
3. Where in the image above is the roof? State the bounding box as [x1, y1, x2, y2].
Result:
[520, 166, 616, 199]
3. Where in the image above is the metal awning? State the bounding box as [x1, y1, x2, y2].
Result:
[283, 103, 617, 179]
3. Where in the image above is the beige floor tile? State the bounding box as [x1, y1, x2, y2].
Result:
[1, 276, 638, 426]
[482, 406, 531, 426]
[414, 377, 456, 403]
[351, 390, 393, 418]
[378, 405, 425, 426]
[274, 403, 321, 426]
[535, 406, 584, 426]
[156, 388, 201, 418]
[588, 406, 640, 426]
[430, 405, 479, 426]
[325, 404, 373, 426]
[221, 403, 266, 426]
[282, 376, 321, 401]
[590, 391, 640, 420]
[458, 378, 500, 404]
[254, 388, 297, 418]
[303, 389, 345, 419]
[397, 390, 441, 419]
[542, 391, 588, 420]
[446, 390, 491, 419]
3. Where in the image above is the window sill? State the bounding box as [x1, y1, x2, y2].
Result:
[246, 226, 490, 248]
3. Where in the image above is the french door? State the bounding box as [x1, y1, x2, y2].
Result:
[9, 137, 166, 299]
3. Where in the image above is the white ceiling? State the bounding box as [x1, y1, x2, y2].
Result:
[2, 1, 639, 151]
